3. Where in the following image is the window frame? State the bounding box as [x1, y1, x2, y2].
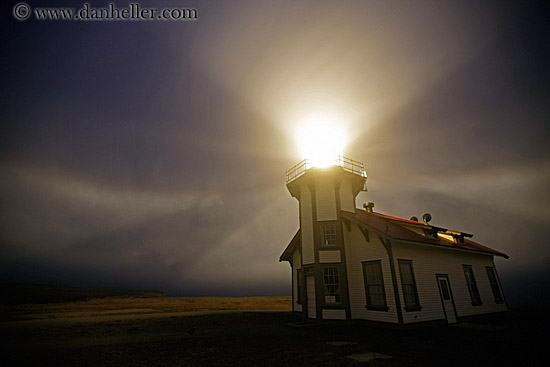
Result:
[362, 260, 389, 311]
[463, 265, 483, 306]
[398, 259, 422, 312]
[485, 266, 504, 304]
[320, 223, 337, 247]
[322, 265, 341, 305]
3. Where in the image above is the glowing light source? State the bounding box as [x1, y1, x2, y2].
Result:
[296, 113, 345, 168]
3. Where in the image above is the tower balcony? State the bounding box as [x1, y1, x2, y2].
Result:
[286, 155, 367, 184]
[286, 155, 368, 199]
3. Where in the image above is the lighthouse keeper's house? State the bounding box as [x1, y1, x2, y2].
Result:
[280, 156, 508, 324]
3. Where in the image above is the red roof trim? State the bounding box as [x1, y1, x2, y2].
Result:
[342, 210, 509, 259]
[371, 212, 426, 225]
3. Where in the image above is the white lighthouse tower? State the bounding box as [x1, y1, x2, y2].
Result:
[285, 156, 367, 320]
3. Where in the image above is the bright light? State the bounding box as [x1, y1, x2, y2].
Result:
[297, 114, 345, 168]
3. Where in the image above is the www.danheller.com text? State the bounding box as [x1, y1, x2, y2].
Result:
[13, 2, 198, 21]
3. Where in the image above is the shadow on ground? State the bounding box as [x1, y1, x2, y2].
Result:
[2, 309, 545, 366]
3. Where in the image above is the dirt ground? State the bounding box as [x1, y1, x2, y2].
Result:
[2, 309, 545, 367]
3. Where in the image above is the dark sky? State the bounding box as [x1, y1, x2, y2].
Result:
[1, 1, 548, 304]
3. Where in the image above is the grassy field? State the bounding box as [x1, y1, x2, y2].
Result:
[1, 288, 544, 366]
[1, 296, 292, 321]
[0, 283, 165, 305]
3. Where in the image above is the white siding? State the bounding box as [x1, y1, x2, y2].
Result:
[292, 250, 302, 312]
[392, 243, 507, 323]
[319, 250, 341, 263]
[300, 184, 315, 265]
[322, 309, 346, 320]
[339, 178, 355, 213]
[343, 224, 399, 323]
[316, 178, 337, 221]
[293, 249, 302, 269]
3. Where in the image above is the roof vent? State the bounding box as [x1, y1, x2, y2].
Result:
[363, 202, 375, 213]
[410, 216, 419, 222]
[422, 213, 432, 225]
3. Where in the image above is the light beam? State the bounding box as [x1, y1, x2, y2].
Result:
[296, 113, 345, 167]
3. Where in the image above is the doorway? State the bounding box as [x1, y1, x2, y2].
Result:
[436, 275, 457, 324]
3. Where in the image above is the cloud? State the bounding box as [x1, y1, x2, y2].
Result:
[1, 164, 220, 246]
[0, 160, 296, 294]
[409, 161, 550, 223]
[1, 0, 547, 302]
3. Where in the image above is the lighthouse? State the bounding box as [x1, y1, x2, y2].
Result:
[285, 156, 367, 320]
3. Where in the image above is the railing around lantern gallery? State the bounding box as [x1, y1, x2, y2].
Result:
[286, 155, 367, 184]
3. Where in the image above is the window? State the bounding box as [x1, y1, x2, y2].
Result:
[486, 267, 504, 304]
[463, 265, 482, 306]
[323, 266, 341, 304]
[363, 261, 388, 311]
[439, 279, 450, 300]
[321, 224, 337, 246]
[296, 269, 302, 304]
[398, 260, 421, 311]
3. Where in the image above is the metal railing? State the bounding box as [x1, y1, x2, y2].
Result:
[286, 155, 367, 184]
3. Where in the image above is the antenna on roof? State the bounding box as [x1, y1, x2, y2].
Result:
[422, 213, 432, 225]
[363, 202, 375, 213]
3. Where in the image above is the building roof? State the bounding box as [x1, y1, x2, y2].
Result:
[280, 209, 509, 261]
[279, 230, 300, 262]
[370, 212, 427, 226]
[342, 209, 509, 259]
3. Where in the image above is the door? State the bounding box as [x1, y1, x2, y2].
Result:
[437, 275, 457, 324]
[306, 276, 316, 319]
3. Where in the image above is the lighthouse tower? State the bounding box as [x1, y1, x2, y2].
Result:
[286, 156, 367, 320]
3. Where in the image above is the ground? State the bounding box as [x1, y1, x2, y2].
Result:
[1, 304, 546, 367]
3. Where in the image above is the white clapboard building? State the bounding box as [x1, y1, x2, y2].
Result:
[280, 156, 508, 324]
